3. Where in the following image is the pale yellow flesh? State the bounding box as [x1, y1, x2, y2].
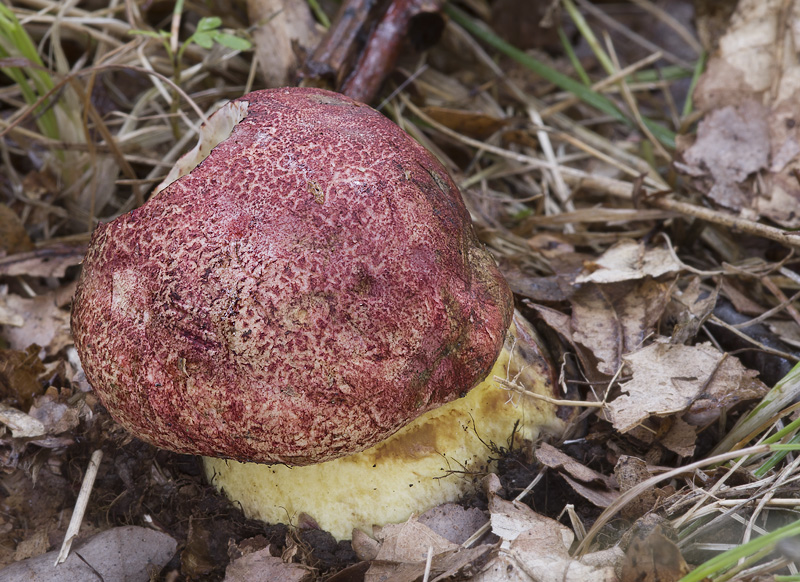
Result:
[204, 312, 563, 540]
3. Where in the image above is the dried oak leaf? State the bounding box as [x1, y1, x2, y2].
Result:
[606, 340, 766, 433]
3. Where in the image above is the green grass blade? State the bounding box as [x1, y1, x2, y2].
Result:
[0, 4, 59, 140]
[682, 51, 708, 118]
[678, 519, 800, 582]
[445, 4, 676, 149]
[558, 26, 591, 86]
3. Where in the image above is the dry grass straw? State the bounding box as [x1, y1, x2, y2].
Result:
[3, 0, 251, 240]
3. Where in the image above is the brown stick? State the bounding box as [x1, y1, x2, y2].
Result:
[343, 0, 444, 103]
[302, 0, 443, 103]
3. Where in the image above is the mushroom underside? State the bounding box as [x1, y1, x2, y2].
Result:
[204, 312, 563, 541]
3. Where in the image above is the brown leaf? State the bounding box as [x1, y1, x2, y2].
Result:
[0, 242, 86, 278]
[1, 291, 72, 356]
[0, 345, 45, 409]
[0, 203, 32, 256]
[660, 417, 697, 458]
[606, 340, 766, 432]
[417, 503, 488, 545]
[365, 517, 492, 582]
[669, 277, 718, 344]
[620, 526, 690, 582]
[676, 101, 770, 210]
[484, 495, 621, 582]
[373, 519, 456, 564]
[422, 107, 511, 140]
[571, 279, 674, 375]
[535, 443, 618, 507]
[225, 548, 312, 582]
[679, 0, 800, 227]
[560, 474, 619, 509]
[247, 0, 321, 87]
[530, 304, 607, 384]
[575, 240, 681, 284]
[0, 526, 176, 582]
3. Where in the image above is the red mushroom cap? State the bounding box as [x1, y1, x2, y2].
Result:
[71, 87, 513, 465]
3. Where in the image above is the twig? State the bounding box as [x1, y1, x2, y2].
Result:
[649, 196, 800, 249]
[495, 377, 605, 408]
[55, 450, 103, 565]
[707, 315, 800, 363]
[422, 545, 434, 582]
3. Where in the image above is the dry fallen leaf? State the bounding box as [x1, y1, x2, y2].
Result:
[423, 107, 512, 140]
[606, 340, 767, 432]
[1, 291, 72, 356]
[535, 443, 618, 508]
[620, 525, 690, 582]
[677, 0, 800, 226]
[0, 526, 176, 582]
[224, 548, 312, 582]
[247, 0, 321, 88]
[476, 494, 621, 582]
[417, 503, 489, 545]
[677, 101, 770, 213]
[575, 240, 681, 284]
[660, 417, 697, 458]
[0, 203, 32, 256]
[571, 278, 675, 375]
[668, 277, 718, 344]
[0, 242, 86, 278]
[365, 516, 493, 582]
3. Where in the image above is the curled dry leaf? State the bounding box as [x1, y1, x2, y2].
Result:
[535, 443, 619, 508]
[677, 0, 800, 226]
[606, 340, 768, 433]
[477, 494, 621, 582]
[575, 240, 682, 284]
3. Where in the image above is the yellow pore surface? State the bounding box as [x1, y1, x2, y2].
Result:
[204, 315, 563, 541]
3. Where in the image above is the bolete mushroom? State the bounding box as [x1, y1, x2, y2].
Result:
[71, 87, 563, 540]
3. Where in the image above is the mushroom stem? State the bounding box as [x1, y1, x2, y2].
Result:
[203, 310, 564, 541]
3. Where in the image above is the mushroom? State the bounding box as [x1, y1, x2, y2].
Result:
[71, 87, 564, 540]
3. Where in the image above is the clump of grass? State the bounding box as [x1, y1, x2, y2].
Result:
[0, 4, 60, 142]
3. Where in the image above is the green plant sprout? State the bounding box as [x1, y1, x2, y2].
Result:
[132, 16, 251, 64]
[130, 4, 251, 139]
[131, 16, 251, 86]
